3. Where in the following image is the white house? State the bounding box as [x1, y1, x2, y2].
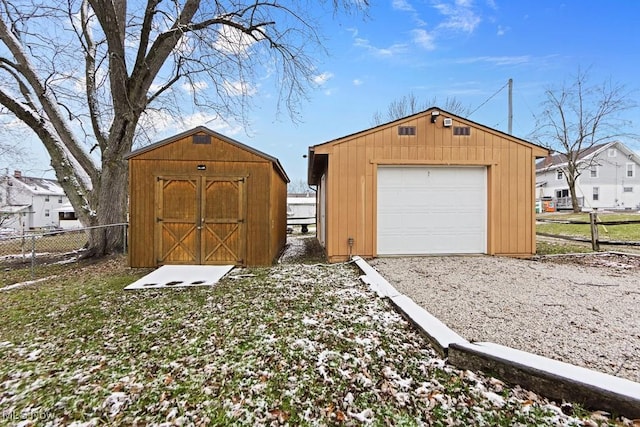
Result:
[536, 141, 640, 211]
[0, 170, 77, 232]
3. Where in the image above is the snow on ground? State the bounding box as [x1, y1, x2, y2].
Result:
[0, 238, 635, 425]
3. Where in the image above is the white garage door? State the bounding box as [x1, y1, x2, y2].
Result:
[377, 166, 487, 255]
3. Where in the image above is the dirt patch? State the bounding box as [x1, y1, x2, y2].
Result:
[538, 252, 640, 270]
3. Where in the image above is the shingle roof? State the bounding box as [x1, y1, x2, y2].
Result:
[10, 175, 65, 196]
[535, 143, 610, 170]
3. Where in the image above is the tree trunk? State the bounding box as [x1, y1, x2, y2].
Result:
[84, 157, 129, 257]
[567, 178, 582, 213]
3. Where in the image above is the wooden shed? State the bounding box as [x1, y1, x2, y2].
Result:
[307, 107, 549, 262]
[127, 126, 289, 267]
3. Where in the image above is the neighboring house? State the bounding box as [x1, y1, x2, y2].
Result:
[536, 141, 640, 211]
[307, 107, 548, 262]
[0, 170, 76, 232]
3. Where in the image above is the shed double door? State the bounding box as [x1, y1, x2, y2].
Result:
[155, 176, 246, 265]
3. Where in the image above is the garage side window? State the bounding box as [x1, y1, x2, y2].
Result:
[398, 126, 416, 136]
[593, 187, 599, 201]
[453, 126, 471, 136]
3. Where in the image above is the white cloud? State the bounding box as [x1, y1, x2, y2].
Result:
[353, 79, 364, 86]
[496, 25, 509, 36]
[140, 110, 243, 143]
[354, 37, 408, 57]
[223, 80, 257, 97]
[213, 25, 257, 56]
[392, 0, 415, 12]
[180, 80, 209, 94]
[433, 0, 481, 34]
[455, 55, 532, 66]
[313, 72, 334, 85]
[412, 29, 436, 50]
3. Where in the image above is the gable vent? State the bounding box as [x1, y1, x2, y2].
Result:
[453, 126, 471, 136]
[193, 134, 211, 144]
[398, 126, 416, 136]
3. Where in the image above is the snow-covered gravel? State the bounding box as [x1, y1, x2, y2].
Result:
[370, 253, 640, 383]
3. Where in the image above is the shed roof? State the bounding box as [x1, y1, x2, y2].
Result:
[307, 106, 548, 185]
[126, 126, 289, 183]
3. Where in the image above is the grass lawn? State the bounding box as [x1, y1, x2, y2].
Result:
[0, 238, 630, 425]
[537, 212, 640, 242]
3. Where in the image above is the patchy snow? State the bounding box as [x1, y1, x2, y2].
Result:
[1, 276, 58, 292]
[0, 239, 635, 425]
[472, 341, 640, 401]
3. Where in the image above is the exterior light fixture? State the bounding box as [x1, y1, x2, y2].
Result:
[431, 111, 440, 123]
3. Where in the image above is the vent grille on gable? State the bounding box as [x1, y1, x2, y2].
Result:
[453, 126, 471, 136]
[398, 126, 416, 136]
[193, 134, 212, 144]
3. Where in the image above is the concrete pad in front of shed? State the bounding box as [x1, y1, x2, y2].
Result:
[125, 265, 234, 290]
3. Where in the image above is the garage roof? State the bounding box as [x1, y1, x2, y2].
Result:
[308, 107, 548, 185]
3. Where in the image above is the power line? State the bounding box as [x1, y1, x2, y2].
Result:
[468, 80, 510, 117]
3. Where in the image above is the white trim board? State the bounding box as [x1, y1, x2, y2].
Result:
[125, 265, 234, 290]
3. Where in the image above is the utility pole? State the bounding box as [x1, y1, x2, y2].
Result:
[508, 78, 513, 135]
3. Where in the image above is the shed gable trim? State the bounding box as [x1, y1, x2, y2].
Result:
[125, 126, 289, 183]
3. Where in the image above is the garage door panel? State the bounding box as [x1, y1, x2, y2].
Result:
[377, 166, 486, 255]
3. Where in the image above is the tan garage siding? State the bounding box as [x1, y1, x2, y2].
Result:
[308, 108, 548, 262]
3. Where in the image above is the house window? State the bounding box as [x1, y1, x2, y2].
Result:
[608, 148, 617, 157]
[45, 196, 50, 202]
[627, 163, 635, 178]
[45, 209, 50, 217]
[623, 187, 633, 193]
[590, 165, 598, 178]
[593, 187, 599, 201]
[556, 170, 563, 180]
[58, 197, 63, 203]
[556, 189, 569, 198]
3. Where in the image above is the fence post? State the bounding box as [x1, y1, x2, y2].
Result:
[31, 235, 36, 280]
[122, 224, 128, 254]
[590, 211, 600, 251]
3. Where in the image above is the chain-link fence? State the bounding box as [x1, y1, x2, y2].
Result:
[0, 223, 127, 285]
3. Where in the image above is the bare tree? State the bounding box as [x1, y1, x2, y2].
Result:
[533, 68, 637, 212]
[0, 0, 367, 256]
[0, 124, 29, 172]
[372, 93, 470, 125]
[288, 178, 312, 194]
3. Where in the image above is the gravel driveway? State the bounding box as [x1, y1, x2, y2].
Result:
[369, 253, 640, 383]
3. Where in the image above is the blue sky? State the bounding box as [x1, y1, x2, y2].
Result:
[9, 0, 640, 185]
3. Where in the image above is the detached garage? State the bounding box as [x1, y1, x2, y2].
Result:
[127, 126, 289, 267]
[307, 108, 548, 262]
